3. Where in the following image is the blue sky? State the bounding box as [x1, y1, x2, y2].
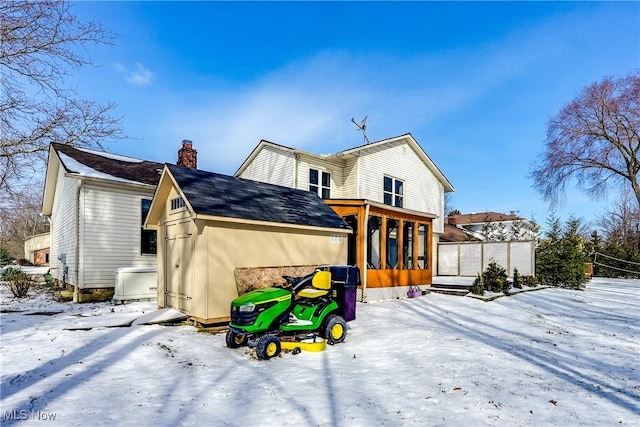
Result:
[70, 1, 639, 226]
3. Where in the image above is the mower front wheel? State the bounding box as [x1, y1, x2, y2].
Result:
[256, 335, 281, 360]
[226, 329, 248, 348]
[322, 314, 347, 344]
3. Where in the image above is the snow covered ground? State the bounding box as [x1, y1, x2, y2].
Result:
[1, 278, 638, 426]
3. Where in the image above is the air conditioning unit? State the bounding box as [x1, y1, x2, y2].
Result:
[113, 266, 157, 304]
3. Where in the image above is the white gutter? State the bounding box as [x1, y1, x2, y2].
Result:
[355, 154, 360, 199]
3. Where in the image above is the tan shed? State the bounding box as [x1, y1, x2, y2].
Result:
[145, 164, 351, 325]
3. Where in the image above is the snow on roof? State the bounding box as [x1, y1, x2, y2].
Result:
[58, 152, 147, 185]
[75, 147, 144, 163]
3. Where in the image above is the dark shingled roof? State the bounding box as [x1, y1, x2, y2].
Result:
[52, 143, 164, 186]
[167, 163, 351, 230]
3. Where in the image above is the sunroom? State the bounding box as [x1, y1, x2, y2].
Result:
[327, 199, 434, 301]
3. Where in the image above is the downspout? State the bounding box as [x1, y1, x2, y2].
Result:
[362, 201, 370, 302]
[293, 152, 300, 188]
[356, 154, 360, 199]
[73, 179, 83, 302]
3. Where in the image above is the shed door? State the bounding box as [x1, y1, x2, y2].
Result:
[164, 221, 193, 313]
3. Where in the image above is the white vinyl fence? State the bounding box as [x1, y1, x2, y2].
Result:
[438, 241, 535, 277]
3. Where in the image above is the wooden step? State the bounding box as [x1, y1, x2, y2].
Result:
[429, 283, 471, 296]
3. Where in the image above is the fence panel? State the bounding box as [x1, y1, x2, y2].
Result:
[438, 245, 459, 276]
[459, 244, 482, 276]
[438, 241, 535, 276]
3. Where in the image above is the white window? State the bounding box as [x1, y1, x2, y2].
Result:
[170, 197, 185, 210]
[309, 168, 331, 199]
[383, 176, 403, 208]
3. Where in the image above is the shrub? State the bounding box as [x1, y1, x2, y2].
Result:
[502, 276, 511, 295]
[1, 267, 32, 298]
[470, 273, 484, 295]
[522, 275, 538, 287]
[512, 268, 522, 289]
[482, 260, 508, 293]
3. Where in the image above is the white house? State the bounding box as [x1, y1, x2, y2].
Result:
[235, 133, 455, 300]
[41, 141, 197, 301]
[447, 211, 539, 242]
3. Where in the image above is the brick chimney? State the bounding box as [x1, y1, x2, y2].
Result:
[177, 140, 197, 169]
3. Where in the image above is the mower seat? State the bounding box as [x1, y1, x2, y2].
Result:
[297, 271, 331, 299]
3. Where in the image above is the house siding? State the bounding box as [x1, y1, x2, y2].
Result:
[355, 141, 445, 233]
[239, 145, 295, 187]
[342, 157, 358, 198]
[81, 182, 157, 288]
[296, 154, 345, 198]
[50, 168, 78, 286]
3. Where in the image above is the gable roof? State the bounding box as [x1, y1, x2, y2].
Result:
[336, 133, 454, 192]
[51, 143, 164, 186]
[233, 139, 298, 176]
[157, 163, 351, 231]
[42, 143, 164, 216]
[234, 134, 455, 192]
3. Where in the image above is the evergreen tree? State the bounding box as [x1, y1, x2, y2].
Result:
[0, 247, 14, 265]
[482, 260, 508, 293]
[536, 215, 589, 289]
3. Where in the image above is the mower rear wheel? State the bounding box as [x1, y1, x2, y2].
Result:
[226, 330, 248, 348]
[256, 335, 281, 360]
[323, 314, 347, 344]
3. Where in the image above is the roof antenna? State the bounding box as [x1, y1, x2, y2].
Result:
[351, 115, 370, 144]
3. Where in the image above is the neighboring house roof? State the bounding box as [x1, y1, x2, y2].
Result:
[150, 163, 351, 231]
[439, 223, 478, 242]
[234, 133, 455, 193]
[42, 143, 164, 216]
[446, 211, 538, 241]
[448, 211, 522, 225]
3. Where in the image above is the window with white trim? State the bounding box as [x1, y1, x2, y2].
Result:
[383, 176, 404, 208]
[309, 168, 331, 199]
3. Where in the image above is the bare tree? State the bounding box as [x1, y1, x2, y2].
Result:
[532, 72, 640, 208]
[0, 187, 50, 259]
[0, 0, 123, 196]
[597, 189, 640, 250]
[444, 192, 455, 216]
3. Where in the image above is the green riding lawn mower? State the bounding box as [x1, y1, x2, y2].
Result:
[226, 265, 360, 360]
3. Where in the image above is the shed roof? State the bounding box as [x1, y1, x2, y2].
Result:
[166, 164, 351, 230]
